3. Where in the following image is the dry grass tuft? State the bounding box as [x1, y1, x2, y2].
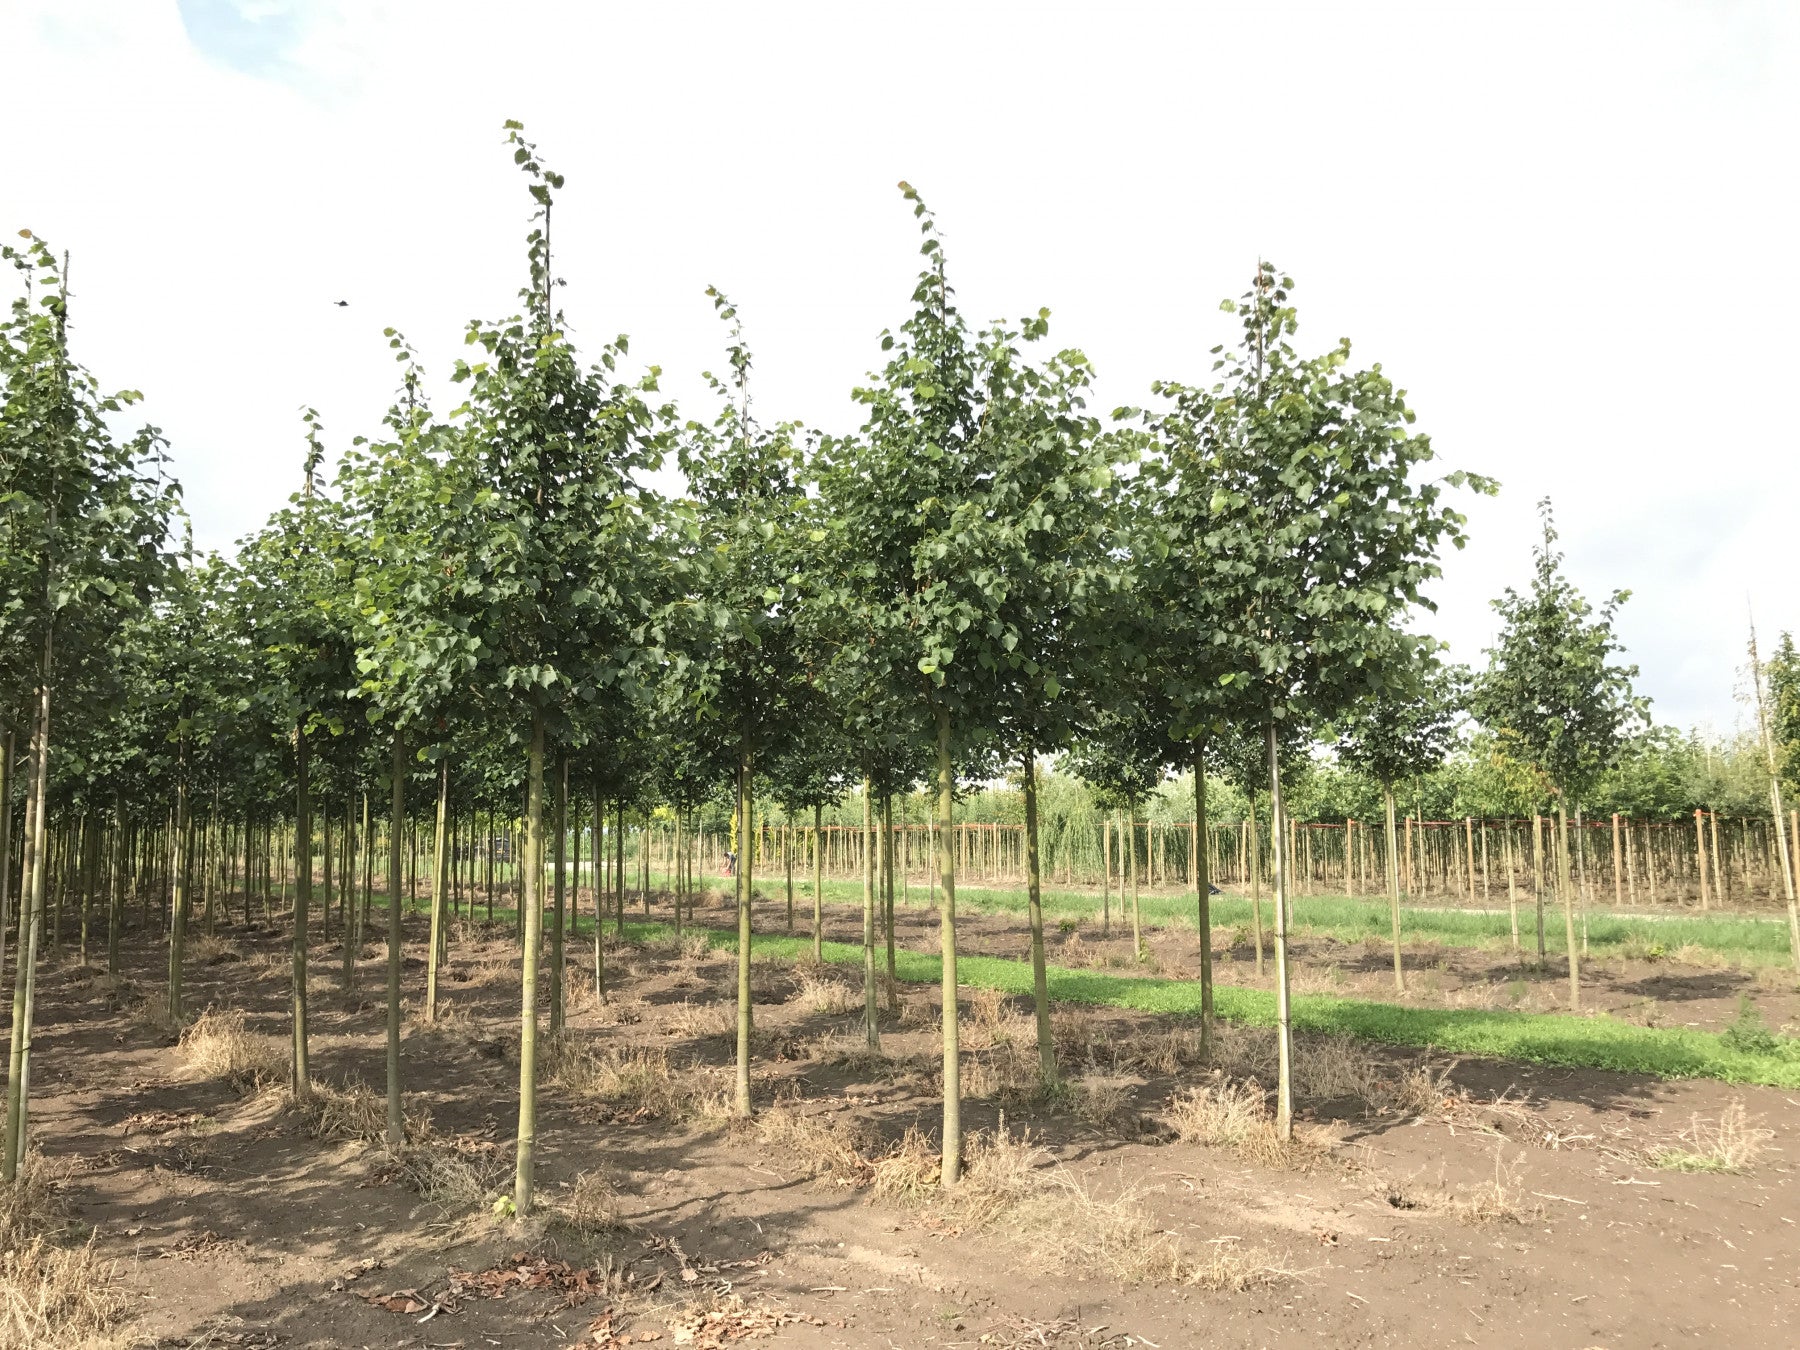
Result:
[1180, 1240, 1299, 1291]
[743, 1106, 882, 1187]
[1651, 1101, 1772, 1174]
[376, 1134, 508, 1207]
[561, 1169, 629, 1234]
[665, 1000, 732, 1042]
[548, 1040, 694, 1120]
[1069, 1079, 1133, 1132]
[791, 968, 855, 1016]
[869, 1125, 941, 1204]
[296, 1078, 427, 1144]
[0, 1154, 130, 1349]
[1167, 1079, 1329, 1169]
[177, 1007, 285, 1092]
[0, 1235, 130, 1350]
[189, 935, 241, 966]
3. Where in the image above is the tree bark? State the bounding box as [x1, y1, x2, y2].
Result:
[1267, 721, 1295, 1140]
[861, 776, 880, 1050]
[1193, 744, 1214, 1060]
[385, 733, 406, 1145]
[426, 758, 450, 1022]
[1383, 782, 1405, 992]
[1558, 801, 1580, 1009]
[513, 714, 545, 1210]
[550, 756, 567, 1036]
[734, 747, 756, 1116]
[811, 803, 824, 962]
[291, 727, 312, 1101]
[935, 708, 961, 1186]
[3, 660, 51, 1180]
[1021, 753, 1054, 1081]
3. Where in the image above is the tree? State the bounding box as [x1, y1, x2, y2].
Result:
[0, 232, 180, 1180]
[977, 310, 1118, 1081]
[445, 124, 671, 1213]
[1747, 620, 1799, 971]
[816, 184, 1029, 1183]
[671, 287, 812, 1116]
[1472, 499, 1643, 1008]
[1334, 649, 1465, 990]
[1171, 262, 1485, 1136]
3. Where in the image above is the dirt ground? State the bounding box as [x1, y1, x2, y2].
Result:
[14, 890, 1800, 1349]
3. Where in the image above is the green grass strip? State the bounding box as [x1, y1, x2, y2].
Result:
[640, 870, 1794, 964]
[621, 921, 1800, 1090]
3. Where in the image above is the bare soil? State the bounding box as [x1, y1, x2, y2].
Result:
[16, 891, 1800, 1349]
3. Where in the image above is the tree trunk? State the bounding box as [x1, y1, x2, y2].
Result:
[883, 793, 898, 1014]
[812, 803, 824, 962]
[784, 814, 795, 935]
[1383, 782, 1405, 992]
[513, 714, 546, 1211]
[1558, 801, 1580, 1009]
[1248, 799, 1264, 976]
[341, 799, 357, 988]
[1266, 721, 1295, 1140]
[107, 795, 126, 979]
[734, 747, 756, 1116]
[592, 781, 606, 1001]
[385, 734, 406, 1144]
[550, 756, 567, 1036]
[1021, 753, 1054, 1081]
[292, 727, 312, 1101]
[1193, 744, 1214, 1060]
[935, 707, 961, 1186]
[1128, 807, 1142, 959]
[1504, 821, 1520, 956]
[426, 758, 450, 1022]
[168, 774, 190, 1024]
[860, 777, 879, 1051]
[3, 658, 52, 1181]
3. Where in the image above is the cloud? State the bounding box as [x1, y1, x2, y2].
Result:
[176, 0, 306, 77]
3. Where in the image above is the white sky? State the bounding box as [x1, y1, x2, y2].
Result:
[3, 0, 1794, 734]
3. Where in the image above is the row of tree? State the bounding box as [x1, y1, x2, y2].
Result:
[7, 124, 1790, 1207]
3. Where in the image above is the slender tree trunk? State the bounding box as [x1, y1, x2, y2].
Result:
[1505, 822, 1520, 957]
[1266, 722, 1295, 1140]
[785, 814, 795, 935]
[860, 777, 879, 1050]
[1128, 806, 1143, 959]
[1558, 800, 1580, 1009]
[1534, 813, 1547, 963]
[514, 715, 546, 1211]
[1248, 799, 1264, 976]
[3, 659, 52, 1181]
[0, 730, 12, 988]
[291, 728, 312, 1101]
[168, 770, 190, 1024]
[734, 747, 756, 1116]
[1100, 809, 1111, 936]
[107, 794, 126, 979]
[883, 792, 898, 1014]
[1383, 782, 1405, 992]
[812, 803, 824, 962]
[384, 734, 406, 1145]
[935, 707, 961, 1186]
[614, 802, 625, 936]
[1021, 753, 1054, 1081]
[550, 757, 567, 1036]
[426, 759, 450, 1022]
[1193, 744, 1214, 1059]
[346, 798, 362, 983]
[592, 782, 606, 1001]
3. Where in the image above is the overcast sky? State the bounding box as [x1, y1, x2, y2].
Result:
[3, 0, 1794, 734]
